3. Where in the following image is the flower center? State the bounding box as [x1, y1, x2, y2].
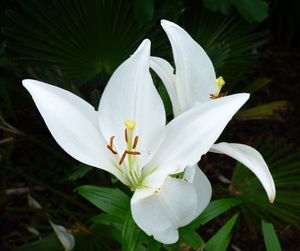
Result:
[210, 76, 227, 99]
[107, 120, 143, 190]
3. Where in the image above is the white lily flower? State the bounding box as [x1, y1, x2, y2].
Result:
[23, 40, 249, 244]
[150, 20, 276, 203]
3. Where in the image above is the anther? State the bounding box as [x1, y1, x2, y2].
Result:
[215, 76, 225, 87]
[119, 151, 127, 165]
[210, 92, 228, 99]
[127, 150, 141, 155]
[107, 136, 118, 154]
[119, 150, 141, 165]
[109, 136, 115, 147]
[125, 129, 128, 142]
[133, 136, 139, 149]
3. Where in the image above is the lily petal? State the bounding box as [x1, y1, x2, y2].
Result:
[210, 143, 276, 203]
[99, 40, 166, 165]
[131, 165, 211, 244]
[22, 80, 121, 180]
[145, 94, 249, 183]
[149, 56, 181, 116]
[161, 20, 217, 112]
[50, 221, 75, 251]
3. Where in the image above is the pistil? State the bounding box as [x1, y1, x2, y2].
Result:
[107, 120, 142, 189]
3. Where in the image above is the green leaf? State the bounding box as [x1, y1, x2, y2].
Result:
[76, 185, 130, 217]
[68, 164, 93, 181]
[181, 1, 268, 86]
[242, 77, 272, 94]
[262, 220, 282, 251]
[203, 0, 269, 23]
[139, 233, 161, 251]
[203, 0, 232, 14]
[188, 198, 241, 229]
[4, 0, 148, 84]
[122, 212, 141, 251]
[133, 0, 154, 23]
[73, 224, 117, 251]
[205, 213, 239, 251]
[232, 0, 269, 23]
[180, 228, 205, 249]
[90, 213, 123, 230]
[14, 236, 63, 251]
[237, 100, 289, 120]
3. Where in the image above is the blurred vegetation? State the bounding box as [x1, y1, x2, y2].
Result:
[0, 0, 299, 250]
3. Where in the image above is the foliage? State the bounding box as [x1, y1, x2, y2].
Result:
[4, 0, 148, 85]
[203, 0, 269, 23]
[230, 139, 300, 229]
[262, 220, 282, 251]
[179, 0, 269, 87]
[205, 214, 239, 251]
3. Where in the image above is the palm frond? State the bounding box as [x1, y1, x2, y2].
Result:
[3, 0, 148, 85]
[178, 0, 268, 88]
[230, 139, 300, 229]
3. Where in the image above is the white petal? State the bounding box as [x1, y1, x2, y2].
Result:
[184, 165, 212, 215]
[149, 56, 181, 116]
[28, 194, 42, 209]
[23, 80, 122, 180]
[99, 40, 166, 165]
[210, 143, 276, 203]
[145, 94, 249, 180]
[161, 20, 217, 112]
[131, 165, 211, 244]
[50, 221, 75, 251]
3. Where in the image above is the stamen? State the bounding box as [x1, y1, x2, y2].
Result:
[210, 92, 228, 99]
[127, 150, 141, 155]
[107, 145, 118, 154]
[215, 76, 225, 87]
[119, 151, 127, 165]
[210, 76, 226, 99]
[107, 136, 118, 154]
[119, 150, 141, 165]
[109, 136, 115, 147]
[125, 129, 128, 142]
[133, 136, 139, 149]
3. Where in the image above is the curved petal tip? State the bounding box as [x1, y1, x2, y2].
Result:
[135, 39, 151, 56]
[269, 193, 276, 204]
[22, 79, 39, 90]
[161, 19, 177, 29]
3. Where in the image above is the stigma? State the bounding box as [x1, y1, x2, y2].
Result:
[124, 120, 136, 130]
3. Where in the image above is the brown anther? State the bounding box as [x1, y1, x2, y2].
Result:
[109, 136, 115, 147]
[119, 151, 127, 165]
[107, 136, 118, 154]
[209, 92, 228, 99]
[107, 145, 118, 154]
[133, 136, 139, 149]
[125, 129, 128, 142]
[126, 150, 141, 155]
[119, 150, 141, 165]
